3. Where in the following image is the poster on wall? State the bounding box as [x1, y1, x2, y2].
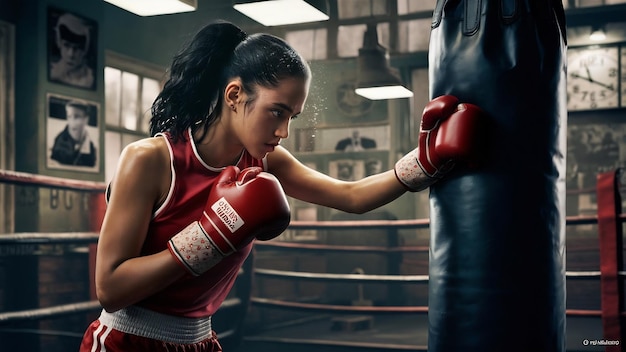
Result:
[47, 7, 97, 90]
[46, 93, 100, 173]
[292, 125, 391, 153]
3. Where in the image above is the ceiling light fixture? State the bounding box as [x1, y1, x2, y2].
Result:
[354, 23, 413, 100]
[233, 0, 329, 27]
[103, 0, 197, 16]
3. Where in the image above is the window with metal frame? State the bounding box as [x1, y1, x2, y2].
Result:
[104, 51, 164, 183]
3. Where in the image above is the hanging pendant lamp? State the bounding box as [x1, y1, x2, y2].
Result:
[355, 23, 413, 100]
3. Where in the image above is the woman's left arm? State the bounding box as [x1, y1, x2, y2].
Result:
[267, 146, 407, 214]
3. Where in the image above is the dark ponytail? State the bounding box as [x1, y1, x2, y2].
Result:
[150, 20, 247, 137]
[150, 20, 311, 139]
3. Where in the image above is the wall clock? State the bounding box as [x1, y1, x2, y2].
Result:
[567, 45, 621, 111]
[336, 81, 374, 118]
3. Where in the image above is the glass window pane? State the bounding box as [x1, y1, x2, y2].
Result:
[397, 0, 435, 14]
[121, 71, 139, 131]
[122, 133, 143, 149]
[576, 0, 604, 6]
[141, 77, 161, 134]
[104, 67, 121, 127]
[286, 28, 328, 60]
[338, 24, 366, 57]
[312, 29, 328, 60]
[338, 23, 389, 58]
[398, 18, 431, 52]
[287, 30, 313, 60]
[338, 0, 387, 19]
[105, 131, 121, 183]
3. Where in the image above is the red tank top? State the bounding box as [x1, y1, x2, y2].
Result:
[136, 129, 265, 317]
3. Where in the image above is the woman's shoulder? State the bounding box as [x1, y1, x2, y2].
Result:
[110, 136, 172, 203]
[265, 145, 301, 175]
[119, 136, 170, 171]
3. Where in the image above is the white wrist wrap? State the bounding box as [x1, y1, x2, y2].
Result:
[168, 221, 225, 276]
[394, 148, 437, 192]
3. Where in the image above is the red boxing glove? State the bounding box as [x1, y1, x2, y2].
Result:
[416, 95, 460, 178]
[395, 95, 487, 191]
[168, 166, 290, 276]
[433, 102, 486, 168]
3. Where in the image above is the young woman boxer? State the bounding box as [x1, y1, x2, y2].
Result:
[79, 20, 486, 352]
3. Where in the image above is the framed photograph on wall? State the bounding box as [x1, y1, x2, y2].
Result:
[46, 93, 100, 172]
[319, 125, 390, 153]
[47, 7, 97, 90]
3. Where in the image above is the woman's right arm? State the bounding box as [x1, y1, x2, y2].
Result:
[94, 138, 186, 313]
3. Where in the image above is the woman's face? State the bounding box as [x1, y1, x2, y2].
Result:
[235, 77, 309, 159]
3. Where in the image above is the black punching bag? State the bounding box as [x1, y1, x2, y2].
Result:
[427, 1, 567, 351]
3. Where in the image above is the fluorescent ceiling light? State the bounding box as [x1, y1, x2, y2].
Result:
[233, 0, 329, 26]
[355, 86, 414, 100]
[104, 0, 197, 16]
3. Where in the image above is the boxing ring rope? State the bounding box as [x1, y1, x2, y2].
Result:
[255, 268, 429, 283]
[252, 265, 622, 319]
[255, 240, 429, 253]
[0, 169, 624, 349]
[0, 169, 106, 316]
[248, 273, 620, 318]
[0, 170, 248, 349]
[276, 218, 431, 230]
[0, 169, 108, 191]
[252, 298, 430, 314]
[0, 301, 102, 324]
[246, 170, 626, 350]
[0, 232, 99, 244]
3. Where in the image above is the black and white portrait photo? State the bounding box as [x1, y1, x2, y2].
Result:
[334, 129, 377, 152]
[46, 94, 100, 172]
[291, 125, 390, 153]
[47, 7, 97, 90]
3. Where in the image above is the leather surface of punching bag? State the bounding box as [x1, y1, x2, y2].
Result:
[427, 1, 567, 351]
